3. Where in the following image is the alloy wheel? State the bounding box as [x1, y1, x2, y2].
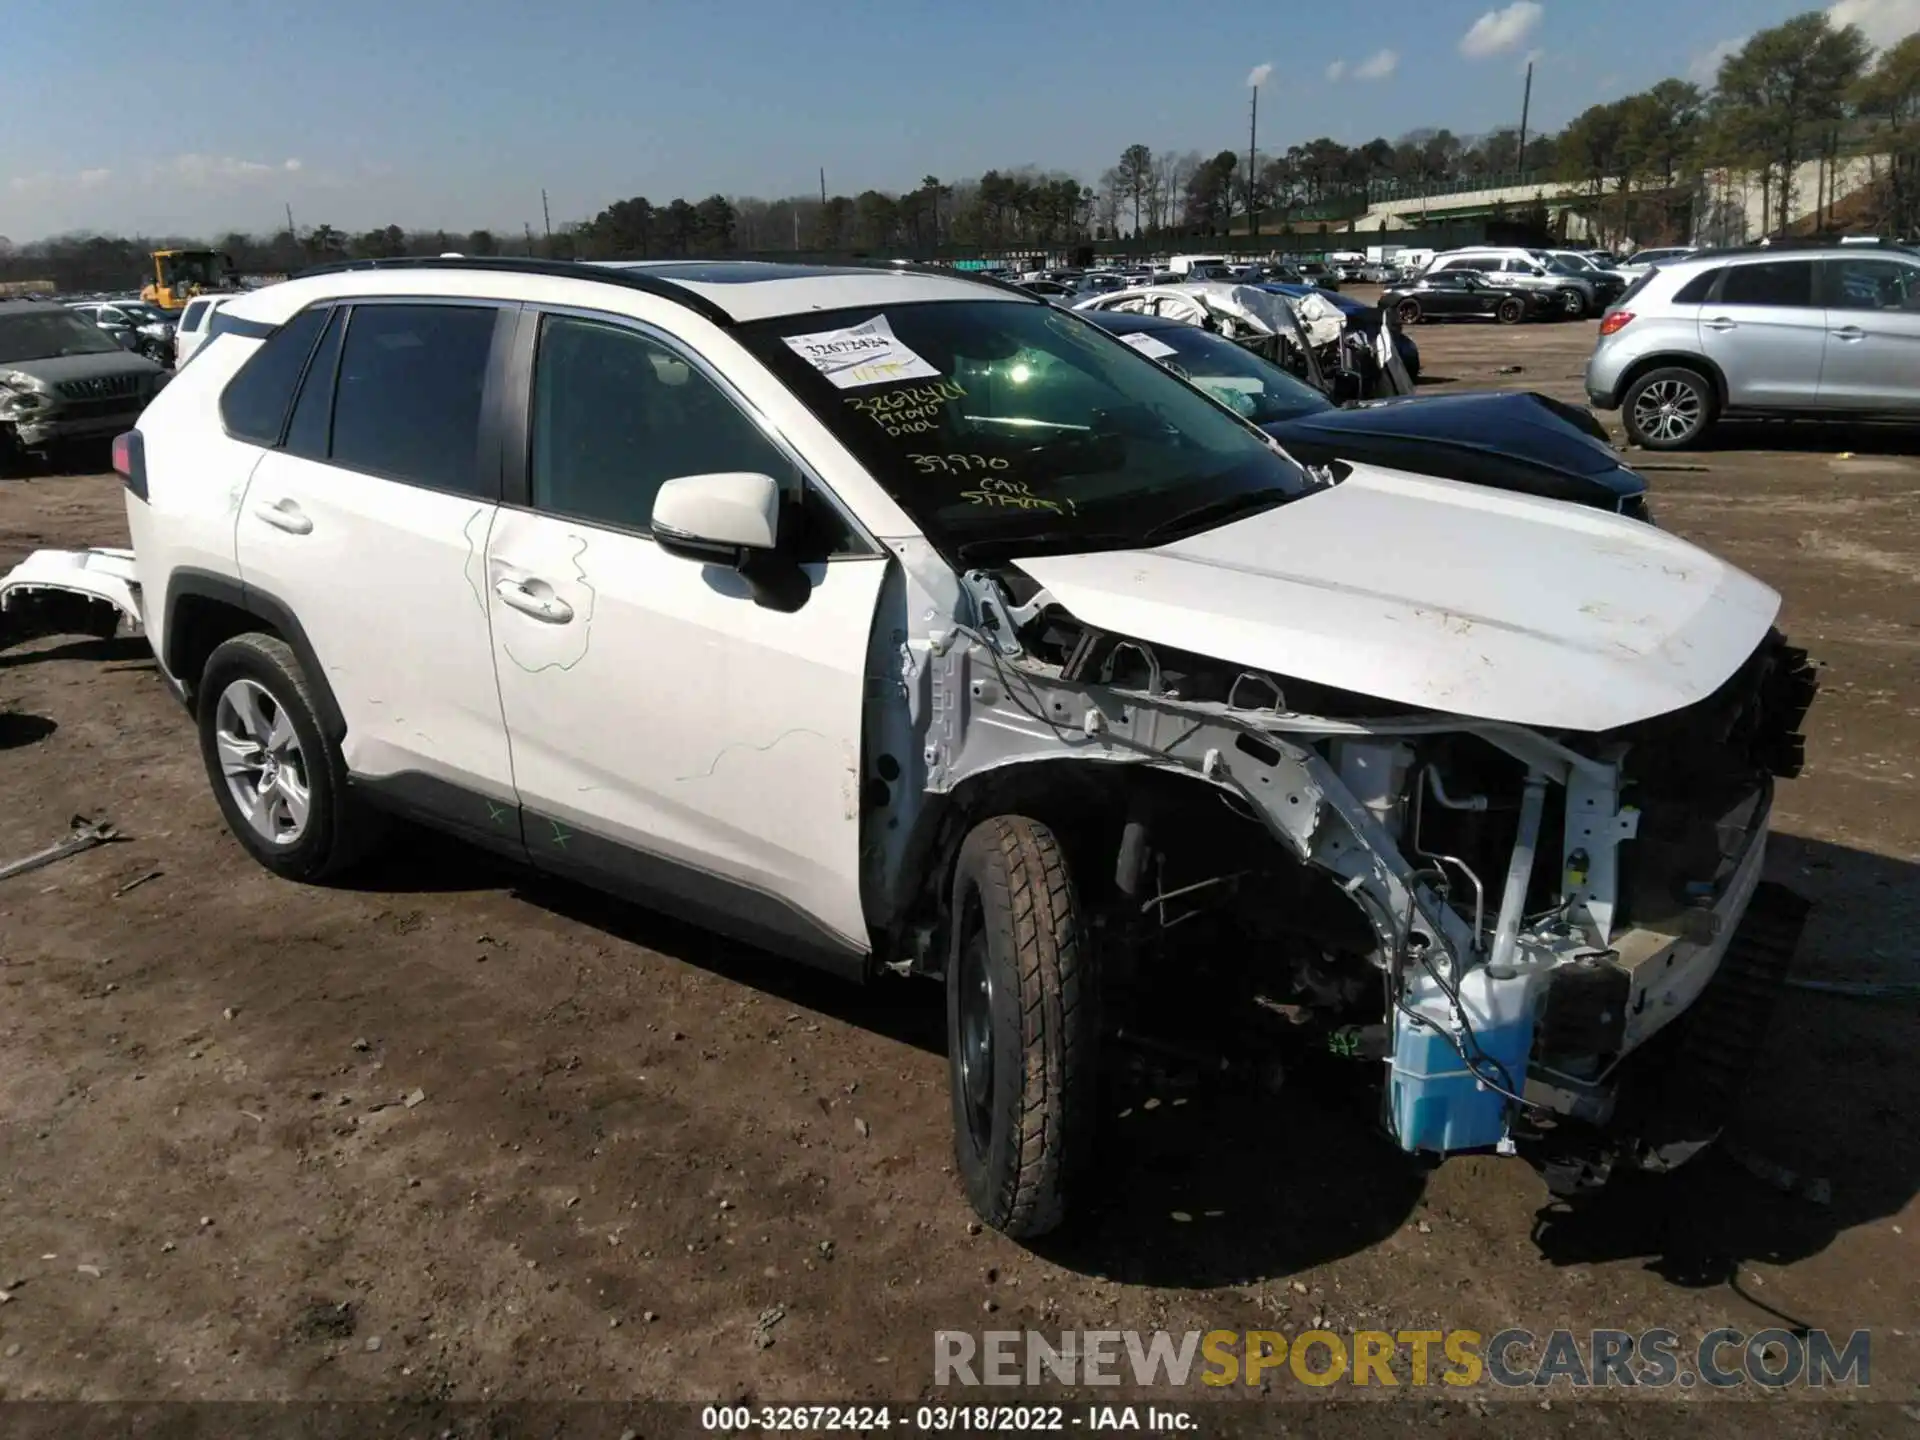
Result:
[213, 677, 311, 845]
[1632, 379, 1704, 444]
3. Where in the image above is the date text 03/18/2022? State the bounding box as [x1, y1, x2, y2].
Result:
[699, 1404, 1192, 1432]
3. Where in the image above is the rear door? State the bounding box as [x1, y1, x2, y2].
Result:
[1699, 259, 1825, 409]
[234, 300, 522, 837]
[1815, 254, 1920, 412]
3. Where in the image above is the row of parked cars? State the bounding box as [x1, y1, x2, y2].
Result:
[0, 290, 239, 473]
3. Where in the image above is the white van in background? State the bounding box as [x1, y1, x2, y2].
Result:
[172, 294, 236, 368]
[1167, 253, 1229, 276]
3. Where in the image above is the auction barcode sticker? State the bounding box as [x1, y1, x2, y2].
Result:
[783, 315, 942, 389]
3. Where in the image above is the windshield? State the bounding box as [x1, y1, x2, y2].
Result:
[1546, 255, 1590, 274]
[0, 310, 126, 362]
[1104, 323, 1330, 426]
[120, 302, 168, 323]
[737, 299, 1318, 564]
[158, 252, 222, 289]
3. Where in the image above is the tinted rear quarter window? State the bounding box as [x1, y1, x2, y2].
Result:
[1720, 261, 1815, 307]
[220, 305, 330, 445]
[328, 304, 499, 496]
[283, 307, 347, 460]
[1671, 268, 1723, 304]
[181, 301, 207, 331]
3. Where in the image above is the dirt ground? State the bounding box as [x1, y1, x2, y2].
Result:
[0, 307, 1915, 1426]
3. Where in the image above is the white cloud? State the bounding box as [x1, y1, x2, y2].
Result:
[77, 168, 112, 189]
[1354, 48, 1400, 80]
[1827, 0, 1920, 47]
[168, 153, 298, 187]
[8, 174, 53, 194]
[1688, 34, 1744, 82]
[1247, 62, 1273, 87]
[1325, 59, 1348, 81]
[1459, 1, 1544, 59]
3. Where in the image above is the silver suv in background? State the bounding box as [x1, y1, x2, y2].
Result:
[1586, 243, 1920, 449]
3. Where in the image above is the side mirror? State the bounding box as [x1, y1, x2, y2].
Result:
[651, 471, 782, 566]
[1328, 370, 1366, 405]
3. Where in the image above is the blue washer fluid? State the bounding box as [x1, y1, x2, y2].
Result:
[1387, 966, 1539, 1154]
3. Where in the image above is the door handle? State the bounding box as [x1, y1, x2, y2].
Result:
[1703, 317, 1738, 332]
[1830, 325, 1866, 341]
[252, 499, 312, 535]
[494, 576, 574, 624]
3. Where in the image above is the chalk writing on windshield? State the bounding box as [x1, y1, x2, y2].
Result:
[909, 453, 1009, 475]
[959, 475, 1074, 515]
[846, 380, 967, 437]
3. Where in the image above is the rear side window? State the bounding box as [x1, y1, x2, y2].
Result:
[328, 304, 499, 496]
[1720, 261, 1815, 308]
[1671, 268, 1723, 304]
[283, 307, 347, 460]
[220, 306, 330, 445]
[180, 300, 207, 332]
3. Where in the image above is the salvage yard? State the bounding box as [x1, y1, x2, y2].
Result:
[0, 309, 1915, 1418]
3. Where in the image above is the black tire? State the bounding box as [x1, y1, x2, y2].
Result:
[1558, 288, 1588, 319]
[1621, 365, 1717, 450]
[1394, 298, 1422, 326]
[195, 632, 383, 882]
[946, 815, 1096, 1239]
[1495, 297, 1526, 325]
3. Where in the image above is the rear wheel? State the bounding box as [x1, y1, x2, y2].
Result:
[196, 632, 383, 881]
[946, 815, 1096, 1239]
[1394, 298, 1422, 326]
[1623, 366, 1716, 450]
[1495, 297, 1526, 325]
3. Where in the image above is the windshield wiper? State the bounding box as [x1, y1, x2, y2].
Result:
[1140, 487, 1296, 543]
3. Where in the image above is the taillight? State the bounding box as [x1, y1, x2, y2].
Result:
[113, 430, 148, 501]
[1599, 310, 1635, 337]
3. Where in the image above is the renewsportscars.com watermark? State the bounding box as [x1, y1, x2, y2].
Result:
[935, 1328, 1872, 1390]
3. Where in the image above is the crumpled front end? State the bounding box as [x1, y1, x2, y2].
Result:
[889, 559, 1818, 1188]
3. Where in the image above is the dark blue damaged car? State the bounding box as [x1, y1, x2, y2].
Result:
[1083, 309, 1650, 521]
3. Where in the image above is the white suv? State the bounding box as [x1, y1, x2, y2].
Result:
[4, 258, 1816, 1236]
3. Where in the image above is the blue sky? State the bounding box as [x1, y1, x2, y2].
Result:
[4, 0, 1914, 242]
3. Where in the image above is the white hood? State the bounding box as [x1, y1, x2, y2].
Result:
[1013, 465, 1781, 732]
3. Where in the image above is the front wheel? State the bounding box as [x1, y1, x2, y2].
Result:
[1394, 298, 1422, 326]
[1558, 288, 1588, 318]
[1495, 297, 1526, 325]
[946, 815, 1096, 1239]
[1623, 366, 1716, 450]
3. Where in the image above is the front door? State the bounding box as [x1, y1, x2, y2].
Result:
[1816, 254, 1920, 412]
[485, 310, 888, 965]
[235, 301, 520, 831]
[1698, 259, 1826, 409]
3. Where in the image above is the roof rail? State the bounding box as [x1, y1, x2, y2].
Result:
[1726, 235, 1915, 254]
[288, 255, 736, 327]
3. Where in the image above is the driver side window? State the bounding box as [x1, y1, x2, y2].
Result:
[529, 315, 860, 555]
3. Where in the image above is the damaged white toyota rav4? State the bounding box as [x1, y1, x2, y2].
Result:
[1, 259, 1816, 1238]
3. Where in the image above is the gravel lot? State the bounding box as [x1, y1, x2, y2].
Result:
[0, 306, 1914, 1424]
